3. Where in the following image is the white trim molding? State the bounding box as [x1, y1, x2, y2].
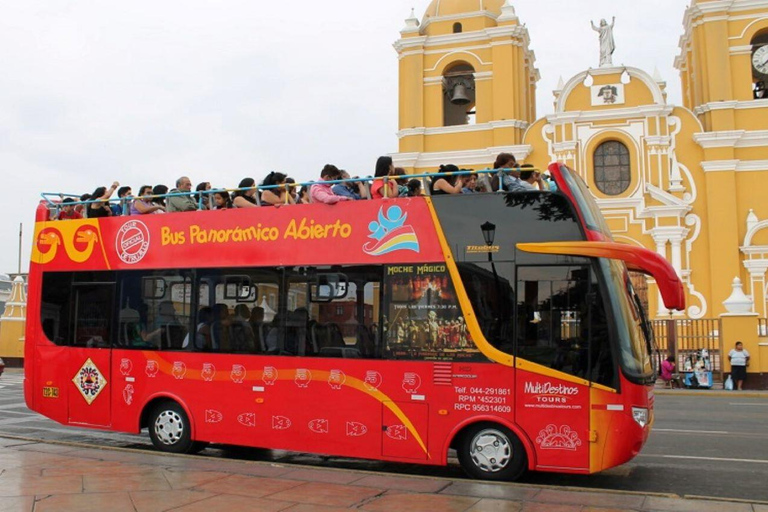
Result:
[694, 130, 768, 149]
[392, 145, 534, 169]
[397, 119, 529, 139]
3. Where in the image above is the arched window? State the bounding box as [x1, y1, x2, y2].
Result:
[453, 23, 463, 34]
[594, 141, 631, 196]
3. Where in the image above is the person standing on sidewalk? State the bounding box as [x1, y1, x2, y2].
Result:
[728, 341, 750, 391]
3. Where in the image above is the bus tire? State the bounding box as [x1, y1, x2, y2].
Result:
[148, 401, 196, 454]
[457, 423, 527, 481]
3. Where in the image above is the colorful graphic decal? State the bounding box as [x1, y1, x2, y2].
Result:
[363, 206, 420, 256]
[263, 366, 278, 385]
[308, 419, 329, 434]
[272, 416, 292, 430]
[238, 413, 256, 427]
[171, 361, 186, 380]
[72, 358, 107, 405]
[119, 358, 133, 376]
[230, 364, 246, 383]
[328, 369, 346, 390]
[536, 424, 583, 451]
[123, 384, 135, 405]
[346, 422, 368, 437]
[205, 410, 223, 423]
[32, 220, 108, 266]
[386, 425, 408, 441]
[201, 363, 216, 382]
[145, 360, 159, 378]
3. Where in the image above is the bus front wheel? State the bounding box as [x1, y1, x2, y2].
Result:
[457, 423, 527, 481]
[148, 401, 199, 454]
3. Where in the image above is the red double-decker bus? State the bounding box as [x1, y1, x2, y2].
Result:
[24, 164, 683, 481]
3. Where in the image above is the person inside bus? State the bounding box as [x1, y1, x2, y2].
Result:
[131, 185, 166, 215]
[195, 182, 212, 210]
[430, 165, 464, 195]
[406, 179, 422, 197]
[183, 306, 212, 350]
[332, 170, 365, 200]
[261, 172, 296, 206]
[58, 198, 83, 220]
[232, 178, 259, 208]
[491, 153, 525, 192]
[249, 306, 266, 352]
[311, 165, 354, 204]
[87, 182, 120, 218]
[519, 165, 547, 191]
[371, 156, 398, 199]
[213, 190, 233, 210]
[167, 176, 198, 213]
[210, 304, 233, 351]
[111, 186, 133, 216]
[264, 313, 282, 353]
[152, 185, 169, 208]
[297, 185, 311, 204]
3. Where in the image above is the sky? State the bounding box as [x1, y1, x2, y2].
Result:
[0, 0, 689, 274]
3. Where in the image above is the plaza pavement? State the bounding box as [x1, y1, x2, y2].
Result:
[1, 435, 766, 512]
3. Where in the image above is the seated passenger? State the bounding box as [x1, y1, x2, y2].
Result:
[261, 172, 296, 206]
[492, 153, 525, 192]
[87, 182, 120, 218]
[406, 179, 422, 197]
[76, 194, 90, 216]
[430, 165, 463, 195]
[519, 165, 545, 191]
[371, 156, 398, 199]
[183, 306, 212, 350]
[213, 190, 233, 210]
[196, 182, 212, 210]
[542, 171, 558, 192]
[130, 185, 165, 215]
[167, 176, 198, 213]
[232, 178, 259, 208]
[332, 170, 365, 200]
[297, 185, 311, 204]
[111, 186, 133, 216]
[58, 198, 83, 220]
[249, 306, 266, 352]
[311, 165, 354, 205]
[152, 185, 169, 208]
[461, 174, 478, 194]
[231, 304, 256, 352]
[393, 167, 409, 197]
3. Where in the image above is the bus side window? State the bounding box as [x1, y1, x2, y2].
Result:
[117, 270, 192, 351]
[458, 262, 515, 355]
[41, 272, 75, 345]
[516, 266, 590, 380]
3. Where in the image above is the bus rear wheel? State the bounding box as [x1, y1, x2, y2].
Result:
[457, 424, 527, 481]
[148, 401, 198, 454]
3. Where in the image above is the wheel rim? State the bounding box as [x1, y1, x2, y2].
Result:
[469, 429, 513, 473]
[154, 410, 184, 446]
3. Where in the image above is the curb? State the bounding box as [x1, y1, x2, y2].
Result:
[654, 389, 768, 398]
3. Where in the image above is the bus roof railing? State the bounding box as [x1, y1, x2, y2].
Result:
[40, 167, 548, 216]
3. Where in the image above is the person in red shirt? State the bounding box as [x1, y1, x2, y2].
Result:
[370, 156, 398, 199]
[58, 198, 83, 220]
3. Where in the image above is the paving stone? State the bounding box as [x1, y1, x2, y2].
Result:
[34, 491, 136, 512]
[642, 497, 753, 512]
[281, 468, 364, 485]
[440, 481, 540, 501]
[351, 474, 451, 493]
[129, 489, 217, 512]
[465, 498, 524, 512]
[170, 494, 291, 512]
[266, 481, 383, 508]
[361, 492, 479, 512]
[533, 489, 645, 509]
[195, 474, 303, 498]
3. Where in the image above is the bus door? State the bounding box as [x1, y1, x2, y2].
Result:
[67, 281, 115, 427]
[515, 266, 591, 472]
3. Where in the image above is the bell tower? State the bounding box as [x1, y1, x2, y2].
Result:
[393, 0, 539, 171]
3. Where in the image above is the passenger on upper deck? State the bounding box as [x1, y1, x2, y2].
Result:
[111, 186, 133, 216]
[213, 190, 233, 210]
[332, 170, 365, 200]
[196, 182, 212, 210]
[87, 182, 119, 218]
[462, 174, 478, 194]
[371, 157, 398, 199]
[519, 164, 546, 191]
[166, 177, 197, 213]
[232, 178, 259, 208]
[261, 172, 296, 206]
[130, 185, 166, 215]
[492, 153, 525, 192]
[406, 179, 422, 197]
[430, 165, 463, 195]
[311, 165, 353, 205]
[393, 167, 409, 197]
[297, 185, 311, 204]
[152, 185, 169, 208]
[58, 198, 83, 220]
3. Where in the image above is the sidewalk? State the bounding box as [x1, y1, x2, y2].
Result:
[653, 384, 768, 398]
[1, 435, 766, 512]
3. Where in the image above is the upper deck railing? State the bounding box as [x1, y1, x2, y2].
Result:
[40, 168, 552, 218]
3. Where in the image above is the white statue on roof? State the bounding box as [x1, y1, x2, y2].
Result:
[591, 17, 616, 67]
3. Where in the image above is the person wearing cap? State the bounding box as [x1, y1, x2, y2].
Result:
[58, 198, 83, 220]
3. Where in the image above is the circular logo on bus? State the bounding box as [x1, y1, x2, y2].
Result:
[116, 220, 150, 264]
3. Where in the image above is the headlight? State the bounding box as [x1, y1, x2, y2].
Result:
[632, 407, 649, 428]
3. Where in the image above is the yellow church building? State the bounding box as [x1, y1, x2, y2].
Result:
[393, 0, 768, 324]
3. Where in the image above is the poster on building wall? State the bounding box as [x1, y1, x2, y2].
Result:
[383, 264, 484, 362]
[591, 83, 625, 106]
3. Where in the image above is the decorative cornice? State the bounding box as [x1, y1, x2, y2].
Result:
[392, 145, 534, 169]
[397, 119, 529, 139]
[693, 99, 768, 116]
[694, 130, 768, 149]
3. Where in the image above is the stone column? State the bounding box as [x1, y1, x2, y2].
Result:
[721, 278, 763, 389]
